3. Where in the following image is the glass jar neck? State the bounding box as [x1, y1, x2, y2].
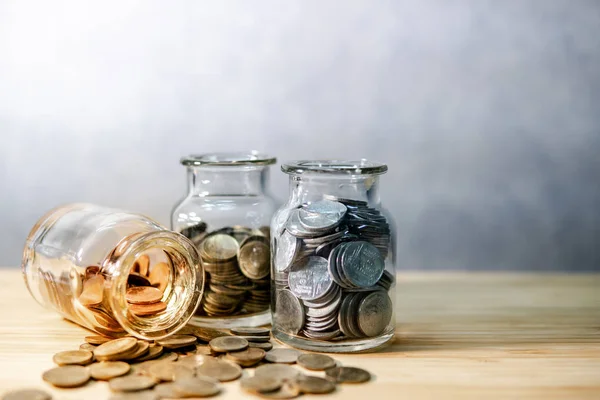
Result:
[287, 174, 381, 206]
[187, 166, 269, 196]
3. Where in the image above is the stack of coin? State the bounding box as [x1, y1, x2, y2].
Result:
[181, 224, 271, 317]
[274, 198, 394, 341]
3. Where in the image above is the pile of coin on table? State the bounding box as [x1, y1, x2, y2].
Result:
[2, 326, 372, 400]
[180, 224, 271, 317]
[274, 198, 394, 340]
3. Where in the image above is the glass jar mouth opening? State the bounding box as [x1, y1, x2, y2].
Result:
[281, 160, 388, 176]
[181, 151, 276, 167]
[109, 231, 204, 340]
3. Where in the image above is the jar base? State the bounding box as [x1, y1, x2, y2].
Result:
[189, 310, 271, 329]
[272, 328, 395, 353]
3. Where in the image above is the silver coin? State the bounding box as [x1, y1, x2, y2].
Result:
[274, 230, 300, 272]
[305, 290, 342, 318]
[286, 209, 320, 238]
[335, 244, 357, 289]
[357, 290, 393, 337]
[337, 293, 356, 337]
[340, 241, 385, 288]
[275, 289, 305, 335]
[327, 245, 351, 289]
[288, 256, 333, 301]
[346, 292, 365, 338]
[298, 200, 346, 232]
[301, 284, 340, 308]
[302, 329, 340, 340]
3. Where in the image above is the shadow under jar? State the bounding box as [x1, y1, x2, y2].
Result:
[21, 203, 204, 340]
[172, 152, 278, 328]
[271, 160, 396, 353]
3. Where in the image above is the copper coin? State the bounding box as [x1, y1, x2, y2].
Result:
[325, 366, 371, 383]
[126, 286, 163, 305]
[52, 350, 93, 366]
[297, 353, 336, 371]
[109, 375, 157, 392]
[156, 335, 197, 349]
[90, 361, 131, 380]
[78, 275, 104, 306]
[209, 336, 248, 353]
[42, 366, 90, 388]
[131, 255, 150, 276]
[148, 262, 170, 293]
[121, 341, 150, 361]
[129, 301, 167, 316]
[80, 343, 97, 352]
[225, 347, 266, 367]
[85, 335, 112, 345]
[134, 344, 164, 362]
[94, 337, 138, 359]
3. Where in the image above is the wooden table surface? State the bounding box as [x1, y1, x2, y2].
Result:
[0, 269, 598, 400]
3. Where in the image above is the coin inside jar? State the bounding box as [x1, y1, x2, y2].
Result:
[274, 289, 304, 335]
[126, 286, 163, 305]
[238, 236, 270, 280]
[201, 233, 239, 261]
[129, 301, 167, 316]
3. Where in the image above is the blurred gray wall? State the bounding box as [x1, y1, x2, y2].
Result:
[1, 0, 598, 270]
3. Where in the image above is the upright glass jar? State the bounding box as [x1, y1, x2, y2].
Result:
[171, 152, 277, 328]
[271, 160, 396, 352]
[22, 203, 204, 340]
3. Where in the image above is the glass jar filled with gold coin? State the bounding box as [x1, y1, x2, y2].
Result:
[22, 204, 204, 340]
[271, 160, 396, 352]
[172, 152, 278, 328]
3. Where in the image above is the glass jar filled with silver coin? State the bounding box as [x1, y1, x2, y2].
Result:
[271, 160, 396, 352]
[172, 152, 278, 328]
[22, 203, 204, 340]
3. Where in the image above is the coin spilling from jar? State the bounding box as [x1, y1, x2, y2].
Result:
[180, 224, 271, 317]
[8, 325, 372, 399]
[74, 252, 172, 336]
[274, 197, 394, 341]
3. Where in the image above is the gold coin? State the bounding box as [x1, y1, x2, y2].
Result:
[241, 376, 282, 394]
[90, 361, 131, 380]
[80, 343, 97, 352]
[201, 234, 239, 261]
[109, 375, 157, 392]
[296, 375, 336, 394]
[254, 364, 300, 382]
[155, 352, 178, 362]
[129, 301, 167, 316]
[148, 262, 170, 293]
[148, 361, 194, 382]
[153, 382, 179, 398]
[85, 335, 112, 345]
[42, 366, 90, 388]
[209, 336, 248, 353]
[121, 341, 150, 361]
[52, 350, 93, 366]
[196, 359, 242, 382]
[238, 237, 270, 280]
[173, 377, 221, 397]
[131, 255, 150, 276]
[134, 344, 164, 362]
[1, 389, 52, 400]
[178, 326, 232, 342]
[126, 286, 163, 305]
[94, 337, 138, 359]
[297, 353, 336, 371]
[257, 381, 300, 399]
[264, 348, 301, 364]
[324, 366, 371, 383]
[225, 347, 266, 367]
[156, 335, 197, 349]
[78, 275, 104, 306]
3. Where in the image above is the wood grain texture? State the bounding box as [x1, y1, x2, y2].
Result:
[0, 269, 598, 399]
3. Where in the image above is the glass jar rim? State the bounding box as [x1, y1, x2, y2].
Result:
[181, 151, 276, 167]
[281, 159, 388, 175]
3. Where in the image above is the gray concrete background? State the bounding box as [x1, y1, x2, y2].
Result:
[1, 0, 598, 270]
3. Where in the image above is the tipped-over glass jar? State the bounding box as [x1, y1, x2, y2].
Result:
[271, 160, 396, 352]
[171, 152, 278, 328]
[22, 203, 204, 340]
